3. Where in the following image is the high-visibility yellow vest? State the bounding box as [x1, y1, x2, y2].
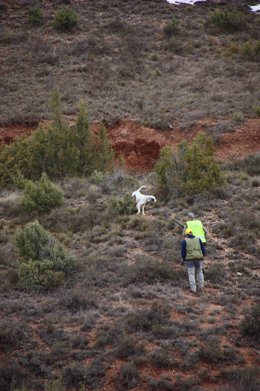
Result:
[186, 220, 206, 243]
[185, 237, 204, 260]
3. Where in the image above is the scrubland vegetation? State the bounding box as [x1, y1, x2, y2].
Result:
[0, 102, 259, 389]
[0, 1, 259, 390]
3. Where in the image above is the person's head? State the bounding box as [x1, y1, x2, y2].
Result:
[187, 212, 195, 219]
[185, 228, 193, 236]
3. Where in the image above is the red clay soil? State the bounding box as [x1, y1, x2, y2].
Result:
[0, 118, 259, 171]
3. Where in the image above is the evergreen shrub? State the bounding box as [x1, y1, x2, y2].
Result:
[163, 17, 180, 38]
[15, 220, 75, 291]
[210, 9, 245, 33]
[28, 7, 44, 26]
[240, 303, 260, 337]
[53, 7, 78, 32]
[20, 173, 64, 214]
[241, 41, 260, 61]
[0, 94, 114, 186]
[155, 132, 225, 197]
[111, 193, 136, 216]
[254, 106, 260, 117]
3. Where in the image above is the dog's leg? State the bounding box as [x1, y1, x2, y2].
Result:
[137, 204, 141, 214]
[142, 205, 145, 215]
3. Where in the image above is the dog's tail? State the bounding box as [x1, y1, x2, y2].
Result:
[137, 185, 147, 192]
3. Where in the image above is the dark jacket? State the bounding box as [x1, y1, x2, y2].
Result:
[181, 234, 206, 262]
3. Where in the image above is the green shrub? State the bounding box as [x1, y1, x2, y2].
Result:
[232, 112, 244, 124]
[18, 259, 64, 292]
[28, 7, 44, 26]
[155, 132, 225, 197]
[240, 303, 260, 337]
[94, 124, 115, 173]
[110, 193, 136, 216]
[90, 170, 104, 184]
[15, 220, 75, 291]
[210, 9, 245, 33]
[0, 94, 114, 186]
[53, 7, 78, 32]
[0, 138, 32, 186]
[254, 106, 260, 117]
[20, 173, 64, 214]
[163, 17, 180, 38]
[241, 41, 260, 61]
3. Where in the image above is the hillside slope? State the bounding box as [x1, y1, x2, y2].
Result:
[1, 0, 260, 127]
[0, 1, 259, 390]
[0, 166, 259, 391]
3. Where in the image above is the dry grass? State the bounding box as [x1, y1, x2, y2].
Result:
[0, 1, 259, 127]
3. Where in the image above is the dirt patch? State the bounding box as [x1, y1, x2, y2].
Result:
[0, 124, 37, 145]
[0, 117, 259, 171]
[215, 119, 260, 160]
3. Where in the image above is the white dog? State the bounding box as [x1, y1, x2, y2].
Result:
[132, 186, 156, 215]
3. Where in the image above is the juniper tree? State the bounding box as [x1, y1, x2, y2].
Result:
[95, 123, 115, 173]
[156, 132, 225, 197]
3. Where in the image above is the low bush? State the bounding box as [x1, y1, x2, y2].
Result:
[254, 106, 260, 117]
[115, 336, 144, 359]
[124, 303, 170, 333]
[240, 303, 260, 337]
[240, 41, 260, 62]
[39, 324, 69, 346]
[210, 9, 246, 33]
[149, 349, 176, 369]
[0, 94, 114, 186]
[62, 364, 85, 389]
[110, 193, 136, 216]
[206, 263, 225, 285]
[85, 357, 106, 389]
[115, 362, 140, 390]
[199, 336, 222, 363]
[0, 361, 28, 391]
[53, 7, 78, 32]
[61, 289, 99, 313]
[0, 319, 31, 350]
[222, 366, 259, 391]
[28, 7, 44, 26]
[125, 256, 179, 285]
[15, 220, 75, 291]
[224, 153, 260, 176]
[163, 17, 180, 38]
[20, 173, 64, 215]
[155, 133, 225, 198]
[229, 232, 258, 255]
[18, 260, 65, 292]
